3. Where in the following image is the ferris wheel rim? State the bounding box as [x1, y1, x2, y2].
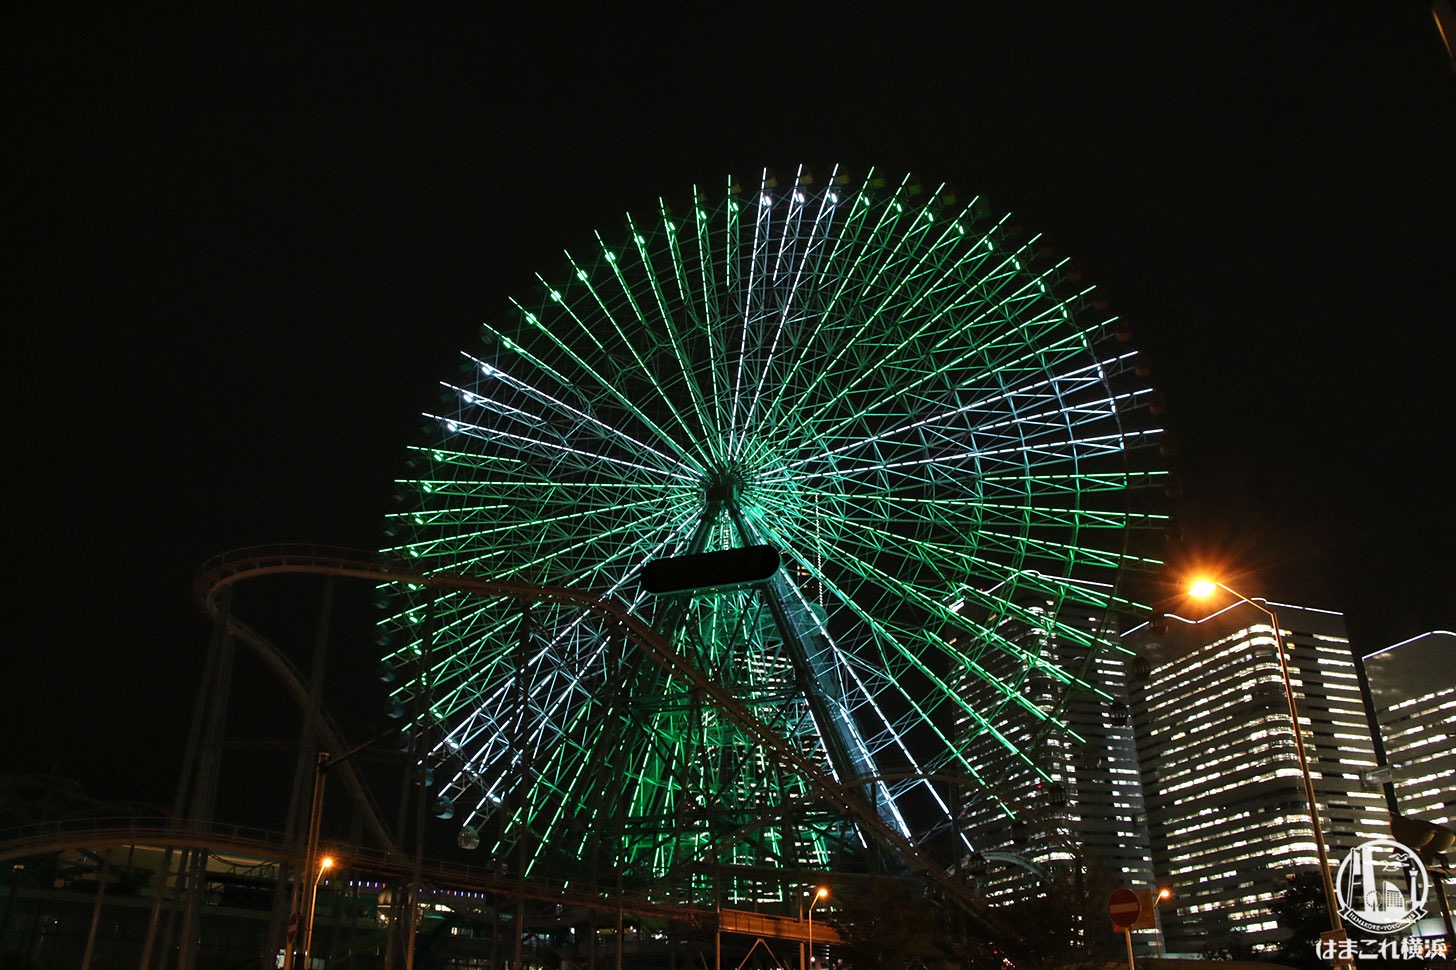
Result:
[380, 164, 1166, 889]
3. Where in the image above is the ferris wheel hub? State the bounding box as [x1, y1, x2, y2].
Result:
[381, 167, 1166, 895]
[704, 472, 744, 506]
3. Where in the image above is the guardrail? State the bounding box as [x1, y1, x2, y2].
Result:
[0, 816, 288, 863]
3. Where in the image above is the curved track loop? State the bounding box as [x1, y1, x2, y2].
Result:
[194, 543, 985, 914]
[218, 613, 395, 851]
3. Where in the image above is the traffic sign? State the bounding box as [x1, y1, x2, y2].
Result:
[1108, 888, 1141, 932]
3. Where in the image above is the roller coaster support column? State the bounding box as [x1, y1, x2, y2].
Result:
[182, 579, 238, 970]
[273, 576, 336, 969]
[142, 584, 236, 970]
[79, 856, 108, 970]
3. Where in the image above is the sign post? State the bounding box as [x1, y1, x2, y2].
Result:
[1109, 888, 1142, 970]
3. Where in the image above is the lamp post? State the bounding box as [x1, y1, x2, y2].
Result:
[302, 855, 334, 969]
[1189, 579, 1345, 948]
[1151, 887, 1172, 957]
[291, 730, 399, 968]
[294, 750, 331, 969]
[805, 886, 828, 970]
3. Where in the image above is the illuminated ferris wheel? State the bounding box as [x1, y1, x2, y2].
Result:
[378, 166, 1165, 897]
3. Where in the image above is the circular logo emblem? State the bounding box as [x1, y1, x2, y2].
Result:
[1336, 838, 1429, 934]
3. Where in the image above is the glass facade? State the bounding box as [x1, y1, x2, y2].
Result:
[954, 598, 1157, 939]
[1129, 600, 1387, 954]
[1359, 630, 1456, 827]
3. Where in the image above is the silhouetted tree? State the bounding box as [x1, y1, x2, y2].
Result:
[829, 878, 940, 970]
[942, 856, 1121, 970]
[1198, 909, 1256, 962]
[1269, 871, 1328, 970]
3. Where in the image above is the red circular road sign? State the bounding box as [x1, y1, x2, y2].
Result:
[1108, 888, 1142, 931]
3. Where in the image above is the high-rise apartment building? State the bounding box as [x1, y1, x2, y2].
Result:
[1129, 600, 1387, 954]
[1358, 630, 1456, 826]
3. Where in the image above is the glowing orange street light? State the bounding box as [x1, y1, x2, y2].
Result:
[1151, 887, 1172, 955]
[1186, 578, 1346, 951]
[1188, 578, 1217, 599]
[806, 886, 829, 970]
[302, 855, 335, 968]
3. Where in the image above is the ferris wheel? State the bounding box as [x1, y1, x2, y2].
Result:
[378, 166, 1165, 898]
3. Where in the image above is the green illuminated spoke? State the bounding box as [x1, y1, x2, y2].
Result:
[383, 167, 1164, 895]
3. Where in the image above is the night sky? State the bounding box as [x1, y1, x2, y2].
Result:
[5, 6, 1454, 819]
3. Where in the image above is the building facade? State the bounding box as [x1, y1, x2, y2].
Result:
[954, 597, 1157, 937]
[1130, 600, 1387, 954]
[1358, 630, 1455, 826]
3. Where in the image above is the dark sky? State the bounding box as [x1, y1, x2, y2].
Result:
[5, 6, 1454, 816]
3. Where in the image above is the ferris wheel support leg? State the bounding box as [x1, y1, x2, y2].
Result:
[723, 505, 891, 862]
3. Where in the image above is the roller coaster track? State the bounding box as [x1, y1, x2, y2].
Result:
[0, 816, 840, 942]
[191, 543, 981, 919]
[208, 611, 396, 851]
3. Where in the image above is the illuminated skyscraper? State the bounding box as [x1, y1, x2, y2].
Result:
[1129, 600, 1387, 954]
[954, 595, 1157, 923]
[1358, 630, 1456, 827]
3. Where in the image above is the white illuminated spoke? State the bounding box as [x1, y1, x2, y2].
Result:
[378, 166, 1167, 897]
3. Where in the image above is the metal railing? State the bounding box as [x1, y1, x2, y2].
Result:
[0, 816, 842, 938]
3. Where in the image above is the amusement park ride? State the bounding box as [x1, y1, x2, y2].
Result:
[368, 165, 1164, 904]
[4, 166, 1168, 968]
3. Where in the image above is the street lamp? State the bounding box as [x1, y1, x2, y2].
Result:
[1151, 887, 1172, 957]
[1188, 579, 1345, 946]
[292, 732, 397, 967]
[294, 750, 332, 970]
[302, 855, 334, 969]
[806, 886, 828, 970]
